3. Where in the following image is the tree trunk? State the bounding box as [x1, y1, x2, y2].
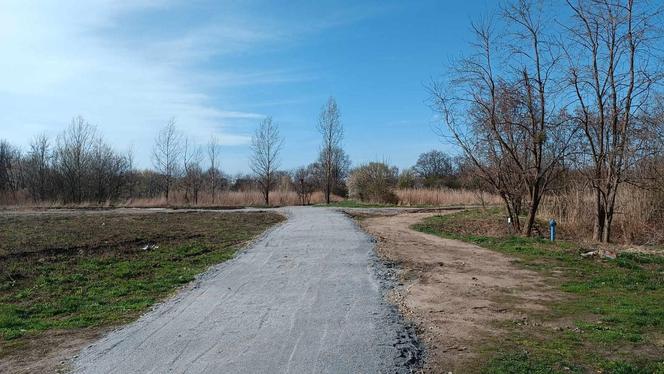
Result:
[524, 198, 540, 237]
[602, 212, 613, 243]
[165, 180, 170, 203]
[601, 183, 618, 243]
[592, 187, 605, 242]
[524, 183, 542, 237]
[501, 194, 521, 234]
[325, 181, 331, 204]
[211, 183, 216, 204]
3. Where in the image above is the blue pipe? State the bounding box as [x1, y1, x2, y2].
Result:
[549, 219, 557, 241]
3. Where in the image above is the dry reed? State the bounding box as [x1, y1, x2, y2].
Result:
[539, 185, 664, 245]
[127, 191, 340, 207]
[395, 188, 502, 207]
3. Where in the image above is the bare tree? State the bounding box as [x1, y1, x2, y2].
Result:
[564, 0, 664, 242]
[55, 116, 96, 203]
[348, 162, 399, 204]
[413, 150, 454, 187]
[207, 135, 221, 204]
[430, 1, 576, 235]
[0, 140, 23, 201]
[293, 164, 317, 205]
[317, 97, 344, 204]
[126, 145, 136, 201]
[72, 130, 128, 204]
[316, 145, 350, 196]
[152, 118, 182, 202]
[107, 148, 129, 202]
[182, 137, 203, 204]
[26, 134, 51, 202]
[250, 117, 283, 206]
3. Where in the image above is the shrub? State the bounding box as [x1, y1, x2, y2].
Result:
[348, 162, 399, 204]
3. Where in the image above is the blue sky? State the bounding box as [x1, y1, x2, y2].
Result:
[0, 0, 494, 174]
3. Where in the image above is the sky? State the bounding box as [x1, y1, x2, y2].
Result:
[0, 0, 496, 174]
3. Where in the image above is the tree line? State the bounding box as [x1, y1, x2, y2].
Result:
[0, 97, 355, 207]
[0, 116, 129, 204]
[0, 94, 478, 209]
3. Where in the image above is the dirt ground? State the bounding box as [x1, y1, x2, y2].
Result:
[0, 329, 106, 374]
[356, 211, 557, 373]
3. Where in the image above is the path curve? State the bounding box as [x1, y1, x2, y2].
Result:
[74, 207, 419, 373]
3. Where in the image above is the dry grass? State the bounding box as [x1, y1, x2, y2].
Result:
[393, 186, 663, 245]
[0, 190, 343, 209]
[0, 191, 31, 206]
[539, 185, 664, 245]
[126, 191, 342, 207]
[395, 188, 502, 207]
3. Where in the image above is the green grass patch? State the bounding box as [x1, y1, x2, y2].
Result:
[0, 211, 283, 346]
[319, 199, 467, 209]
[316, 199, 398, 208]
[413, 209, 664, 373]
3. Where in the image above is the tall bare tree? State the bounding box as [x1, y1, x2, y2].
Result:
[26, 134, 51, 202]
[182, 137, 203, 204]
[207, 135, 221, 204]
[317, 97, 344, 204]
[55, 116, 96, 203]
[430, 1, 576, 235]
[564, 0, 664, 242]
[250, 117, 283, 206]
[293, 164, 317, 205]
[125, 145, 136, 201]
[0, 140, 23, 201]
[91, 137, 114, 204]
[152, 118, 182, 202]
[414, 150, 454, 187]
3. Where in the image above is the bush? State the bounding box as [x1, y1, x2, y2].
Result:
[348, 162, 399, 204]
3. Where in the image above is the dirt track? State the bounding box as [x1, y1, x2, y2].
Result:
[73, 207, 421, 373]
[358, 211, 553, 373]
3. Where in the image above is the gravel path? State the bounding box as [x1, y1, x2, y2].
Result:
[73, 207, 420, 373]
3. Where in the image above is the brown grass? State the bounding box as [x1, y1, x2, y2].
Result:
[126, 191, 342, 207]
[539, 184, 664, 245]
[0, 190, 344, 209]
[395, 188, 502, 207]
[1, 188, 501, 209]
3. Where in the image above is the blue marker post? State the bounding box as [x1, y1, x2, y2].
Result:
[549, 219, 557, 241]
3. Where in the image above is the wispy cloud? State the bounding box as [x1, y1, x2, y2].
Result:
[0, 0, 389, 170]
[0, 0, 291, 165]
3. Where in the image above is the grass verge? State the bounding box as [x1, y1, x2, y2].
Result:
[0, 211, 283, 360]
[413, 209, 664, 373]
[316, 200, 398, 208]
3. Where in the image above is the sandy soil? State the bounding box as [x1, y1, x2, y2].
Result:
[0, 329, 106, 374]
[357, 211, 556, 373]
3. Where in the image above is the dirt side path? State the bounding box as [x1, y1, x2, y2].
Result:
[358, 212, 556, 373]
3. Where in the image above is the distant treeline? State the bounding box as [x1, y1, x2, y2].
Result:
[0, 94, 490, 208]
[0, 117, 479, 207]
[0, 117, 323, 205]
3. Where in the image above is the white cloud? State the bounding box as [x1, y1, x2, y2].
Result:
[0, 0, 269, 168]
[0, 0, 389, 171]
